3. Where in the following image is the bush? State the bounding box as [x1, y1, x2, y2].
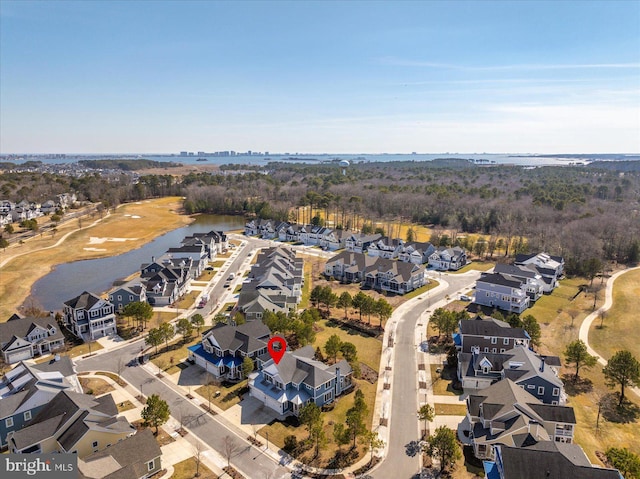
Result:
[283, 435, 298, 452]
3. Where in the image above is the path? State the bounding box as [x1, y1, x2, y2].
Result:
[578, 265, 640, 399]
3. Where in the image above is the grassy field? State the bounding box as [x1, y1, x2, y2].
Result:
[314, 319, 382, 370]
[0, 197, 192, 319]
[589, 268, 640, 360]
[532, 272, 640, 466]
[149, 337, 200, 375]
[434, 403, 467, 416]
[170, 457, 217, 479]
[430, 364, 462, 396]
[447, 261, 495, 274]
[79, 377, 114, 396]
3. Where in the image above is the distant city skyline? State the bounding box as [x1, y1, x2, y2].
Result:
[1, 1, 639, 154]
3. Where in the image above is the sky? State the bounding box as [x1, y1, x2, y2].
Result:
[1, 0, 639, 154]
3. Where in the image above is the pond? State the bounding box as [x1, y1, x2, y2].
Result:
[28, 214, 245, 313]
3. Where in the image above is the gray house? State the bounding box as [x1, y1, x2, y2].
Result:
[454, 316, 531, 354]
[474, 272, 530, 313]
[494, 264, 544, 302]
[108, 281, 147, 313]
[458, 345, 565, 404]
[0, 315, 65, 364]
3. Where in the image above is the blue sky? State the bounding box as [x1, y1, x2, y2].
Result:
[1, 1, 639, 154]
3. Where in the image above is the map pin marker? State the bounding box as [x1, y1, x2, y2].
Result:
[267, 336, 287, 364]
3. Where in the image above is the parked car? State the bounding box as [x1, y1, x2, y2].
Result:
[205, 266, 214, 271]
[460, 294, 472, 301]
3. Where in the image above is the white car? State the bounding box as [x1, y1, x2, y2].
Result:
[460, 294, 472, 301]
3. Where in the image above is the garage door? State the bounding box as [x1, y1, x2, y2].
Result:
[8, 349, 33, 363]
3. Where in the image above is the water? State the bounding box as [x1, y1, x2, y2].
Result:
[7, 152, 624, 167]
[28, 214, 245, 313]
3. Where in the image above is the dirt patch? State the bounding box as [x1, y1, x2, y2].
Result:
[79, 377, 114, 396]
[359, 362, 379, 384]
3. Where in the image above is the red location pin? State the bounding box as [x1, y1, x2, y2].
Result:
[267, 336, 287, 365]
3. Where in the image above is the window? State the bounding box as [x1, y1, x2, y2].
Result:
[147, 460, 155, 471]
[552, 401, 558, 405]
[5, 417, 14, 428]
[538, 386, 545, 395]
[23, 411, 31, 421]
[527, 384, 535, 389]
[484, 347, 489, 352]
[117, 295, 122, 301]
[503, 338, 509, 345]
[92, 441, 98, 448]
[500, 349, 506, 353]
[324, 392, 332, 402]
[492, 348, 497, 353]
[491, 337, 497, 344]
[553, 388, 560, 396]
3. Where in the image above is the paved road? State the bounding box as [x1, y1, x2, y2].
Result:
[372, 271, 480, 479]
[77, 340, 293, 479]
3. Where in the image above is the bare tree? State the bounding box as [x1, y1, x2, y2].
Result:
[221, 435, 240, 468]
[193, 441, 204, 477]
[116, 356, 126, 383]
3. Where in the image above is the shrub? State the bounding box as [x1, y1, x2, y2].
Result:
[283, 435, 298, 452]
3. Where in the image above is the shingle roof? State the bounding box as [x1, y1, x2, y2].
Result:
[204, 322, 270, 354]
[64, 291, 104, 310]
[459, 317, 529, 339]
[0, 316, 64, 347]
[477, 272, 524, 289]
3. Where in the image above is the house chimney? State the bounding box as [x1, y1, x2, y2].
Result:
[540, 357, 545, 372]
[335, 367, 342, 396]
[151, 256, 155, 263]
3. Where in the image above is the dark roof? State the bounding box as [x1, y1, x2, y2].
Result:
[204, 321, 270, 354]
[494, 263, 539, 279]
[58, 410, 90, 450]
[527, 403, 576, 424]
[64, 291, 105, 310]
[477, 272, 523, 289]
[499, 443, 621, 479]
[0, 316, 64, 346]
[32, 356, 76, 377]
[540, 355, 562, 367]
[459, 317, 529, 339]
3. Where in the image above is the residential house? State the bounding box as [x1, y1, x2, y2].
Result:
[108, 281, 147, 313]
[63, 291, 117, 340]
[0, 357, 81, 447]
[514, 252, 564, 279]
[165, 243, 207, 263]
[249, 345, 353, 415]
[367, 237, 404, 259]
[463, 379, 577, 460]
[40, 200, 57, 215]
[345, 233, 382, 253]
[182, 230, 228, 256]
[7, 390, 136, 457]
[362, 257, 426, 294]
[474, 272, 530, 313]
[483, 442, 623, 479]
[0, 315, 65, 364]
[237, 247, 304, 321]
[493, 264, 544, 302]
[319, 228, 352, 251]
[397, 241, 435, 265]
[428, 246, 468, 271]
[187, 322, 270, 380]
[78, 428, 162, 479]
[454, 316, 531, 354]
[140, 260, 191, 305]
[324, 251, 375, 283]
[458, 345, 565, 404]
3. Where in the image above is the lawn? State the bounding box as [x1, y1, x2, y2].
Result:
[403, 279, 441, 300]
[170, 457, 217, 479]
[0, 197, 192, 320]
[314, 319, 382, 370]
[532, 273, 640, 466]
[149, 337, 200, 375]
[175, 291, 201, 310]
[79, 377, 114, 396]
[434, 403, 467, 416]
[430, 364, 462, 397]
[589, 268, 640, 360]
[257, 379, 377, 469]
[66, 340, 104, 358]
[298, 260, 313, 309]
[212, 260, 226, 268]
[117, 400, 136, 413]
[195, 379, 248, 411]
[447, 261, 495, 274]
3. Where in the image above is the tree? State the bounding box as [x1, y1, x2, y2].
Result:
[146, 327, 163, 355]
[361, 295, 376, 324]
[375, 298, 393, 327]
[361, 430, 384, 465]
[605, 447, 640, 479]
[564, 340, 598, 382]
[193, 441, 204, 478]
[418, 404, 435, 439]
[352, 292, 368, 322]
[345, 389, 368, 448]
[521, 315, 541, 348]
[0, 238, 8, 251]
[337, 292, 352, 319]
[430, 308, 457, 338]
[603, 350, 640, 405]
[122, 301, 153, 330]
[221, 435, 240, 468]
[340, 342, 358, 363]
[310, 286, 323, 308]
[242, 356, 254, 379]
[299, 402, 322, 441]
[4, 224, 14, 234]
[424, 426, 461, 474]
[233, 312, 246, 325]
[406, 227, 416, 243]
[213, 313, 228, 325]
[159, 322, 175, 351]
[141, 394, 170, 435]
[176, 317, 193, 342]
[191, 313, 205, 333]
[324, 334, 342, 363]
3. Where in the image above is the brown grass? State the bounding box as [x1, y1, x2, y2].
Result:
[589, 268, 640, 361]
[434, 403, 467, 416]
[195, 380, 248, 411]
[169, 457, 217, 479]
[79, 377, 114, 396]
[0, 197, 193, 319]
